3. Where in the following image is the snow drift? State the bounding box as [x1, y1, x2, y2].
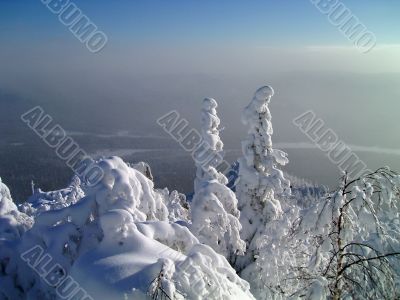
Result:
[0, 157, 254, 300]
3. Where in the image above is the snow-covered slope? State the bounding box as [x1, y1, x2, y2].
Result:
[0, 157, 254, 300]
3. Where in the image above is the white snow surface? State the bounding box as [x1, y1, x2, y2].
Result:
[0, 157, 254, 300]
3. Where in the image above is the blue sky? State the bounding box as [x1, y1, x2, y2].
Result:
[1, 0, 399, 47]
[1, 1, 400, 188]
[1, 0, 399, 83]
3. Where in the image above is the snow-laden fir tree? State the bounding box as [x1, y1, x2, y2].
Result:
[241, 176, 328, 299]
[193, 98, 227, 192]
[235, 86, 291, 270]
[191, 98, 246, 261]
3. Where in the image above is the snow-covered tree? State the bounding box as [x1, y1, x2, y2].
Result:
[131, 161, 190, 223]
[0, 178, 32, 240]
[235, 86, 291, 270]
[0, 178, 33, 299]
[292, 168, 400, 299]
[194, 97, 227, 191]
[158, 188, 190, 223]
[234, 172, 327, 299]
[240, 168, 400, 300]
[239, 206, 303, 300]
[191, 98, 246, 262]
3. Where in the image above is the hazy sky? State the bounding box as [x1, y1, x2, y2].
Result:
[1, 1, 400, 188]
[0, 0, 399, 80]
[1, 0, 400, 46]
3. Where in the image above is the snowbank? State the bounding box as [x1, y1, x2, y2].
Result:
[0, 157, 254, 300]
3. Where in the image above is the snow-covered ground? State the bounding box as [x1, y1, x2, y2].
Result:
[1, 86, 399, 300]
[1, 157, 254, 299]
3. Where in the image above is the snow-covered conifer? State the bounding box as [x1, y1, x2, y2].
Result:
[235, 86, 291, 269]
[194, 98, 227, 191]
[191, 98, 246, 261]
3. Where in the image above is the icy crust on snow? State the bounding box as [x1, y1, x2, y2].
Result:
[0, 157, 254, 300]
